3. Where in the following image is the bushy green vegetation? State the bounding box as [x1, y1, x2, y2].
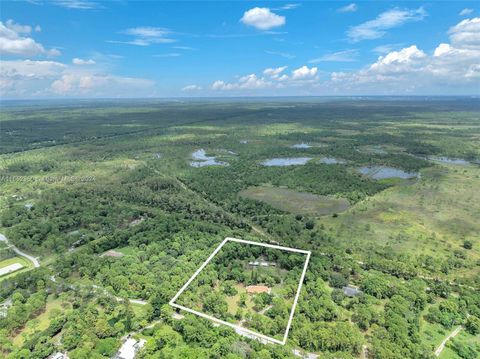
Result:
[0, 99, 479, 358]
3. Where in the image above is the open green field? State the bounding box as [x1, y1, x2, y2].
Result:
[0, 257, 32, 280]
[239, 185, 350, 216]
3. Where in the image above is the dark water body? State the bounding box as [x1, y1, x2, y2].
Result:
[261, 157, 312, 166]
[190, 149, 228, 167]
[358, 166, 418, 179]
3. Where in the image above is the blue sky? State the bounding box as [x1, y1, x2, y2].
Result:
[1, 1, 479, 98]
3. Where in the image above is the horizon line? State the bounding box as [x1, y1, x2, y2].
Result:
[2, 94, 480, 102]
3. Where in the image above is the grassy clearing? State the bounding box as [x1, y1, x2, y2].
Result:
[420, 320, 449, 351]
[239, 185, 350, 216]
[12, 296, 70, 347]
[115, 246, 137, 256]
[225, 283, 255, 315]
[131, 302, 148, 317]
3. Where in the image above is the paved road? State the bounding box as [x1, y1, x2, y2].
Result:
[0, 233, 40, 268]
[434, 325, 463, 357]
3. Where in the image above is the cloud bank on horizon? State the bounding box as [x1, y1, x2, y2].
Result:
[0, 1, 479, 98]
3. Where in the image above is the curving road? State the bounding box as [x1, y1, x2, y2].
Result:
[0, 233, 40, 268]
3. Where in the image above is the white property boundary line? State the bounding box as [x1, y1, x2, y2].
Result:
[169, 237, 311, 345]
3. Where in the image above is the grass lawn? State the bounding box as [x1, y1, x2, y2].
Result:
[131, 302, 149, 317]
[239, 185, 350, 216]
[0, 256, 32, 281]
[225, 283, 256, 316]
[420, 320, 449, 351]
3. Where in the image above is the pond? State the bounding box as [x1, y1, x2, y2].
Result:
[429, 156, 470, 165]
[190, 149, 228, 167]
[261, 157, 312, 166]
[291, 143, 312, 149]
[358, 166, 418, 179]
[319, 157, 345, 164]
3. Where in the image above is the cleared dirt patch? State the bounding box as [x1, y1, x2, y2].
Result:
[239, 186, 350, 216]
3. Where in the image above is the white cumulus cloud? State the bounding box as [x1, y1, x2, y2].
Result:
[50, 73, 154, 95]
[210, 65, 319, 93]
[0, 59, 155, 98]
[238, 73, 271, 89]
[448, 17, 480, 48]
[212, 80, 235, 91]
[5, 19, 33, 34]
[0, 20, 60, 57]
[240, 7, 286, 30]
[263, 66, 287, 77]
[330, 18, 480, 94]
[370, 45, 426, 73]
[291, 65, 318, 80]
[1, 60, 66, 79]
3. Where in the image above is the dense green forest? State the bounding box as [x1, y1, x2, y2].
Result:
[0, 99, 479, 359]
[175, 241, 308, 340]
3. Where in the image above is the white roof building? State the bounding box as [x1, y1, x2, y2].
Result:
[115, 338, 146, 359]
[342, 285, 363, 297]
[50, 353, 69, 359]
